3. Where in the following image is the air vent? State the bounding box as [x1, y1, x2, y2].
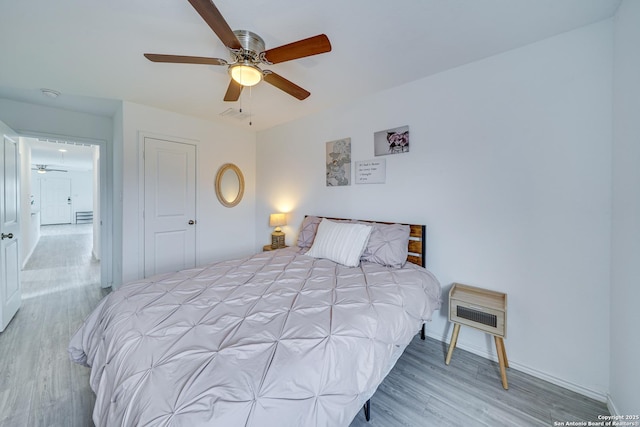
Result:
[456, 306, 497, 328]
[218, 108, 251, 121]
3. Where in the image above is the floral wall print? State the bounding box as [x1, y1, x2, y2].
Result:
[374, 125, 409, 156]
[326, 138, 351, 186]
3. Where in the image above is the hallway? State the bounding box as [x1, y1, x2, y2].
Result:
[22, 224, 100, 299]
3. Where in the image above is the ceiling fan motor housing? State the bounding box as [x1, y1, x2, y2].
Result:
[232, 30, 265, 62]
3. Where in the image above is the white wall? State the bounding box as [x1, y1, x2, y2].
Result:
[118, 102, 256, 285]
[112, 106, 124, 286]
[0, 99, 113, 143]
[18, 139, 37, 266]
[92, 145, 101, 259]
[256, 21, 613, 399]
[610, 0, 640, 416]
[69, 170, 93, 213]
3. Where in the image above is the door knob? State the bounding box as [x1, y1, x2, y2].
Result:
[1, 232, 13, 240]
[188, 220, 196, 225]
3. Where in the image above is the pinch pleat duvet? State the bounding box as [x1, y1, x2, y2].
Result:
[69, 247, 441, 427]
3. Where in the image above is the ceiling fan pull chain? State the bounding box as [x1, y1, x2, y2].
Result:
[249, 86, 253, 126]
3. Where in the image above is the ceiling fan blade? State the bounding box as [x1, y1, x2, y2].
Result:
[263, 71, 310, 100]
[261, 34, 331, 65]
[144, 53, 227, 65]
[187, 0, 242, 50]
[31, 165, 67, 172]
[223, 79, 243, 101]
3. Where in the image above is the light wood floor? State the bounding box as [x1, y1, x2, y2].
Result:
[0, 224, 108, 427]
[0, 226, 609, 426]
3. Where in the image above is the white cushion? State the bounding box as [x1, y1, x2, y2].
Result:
[305, 218, 372, 267]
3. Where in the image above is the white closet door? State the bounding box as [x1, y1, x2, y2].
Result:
[143, 137, 196, 277]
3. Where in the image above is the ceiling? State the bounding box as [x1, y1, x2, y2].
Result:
[26, 138, 95, 172]
[0, 0, 621, 131]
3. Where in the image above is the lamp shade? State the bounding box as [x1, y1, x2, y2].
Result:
[229, 63, 263, 87]
[269, 213, 286, 228]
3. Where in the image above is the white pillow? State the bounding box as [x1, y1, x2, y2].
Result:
[305, 218, 372, 267]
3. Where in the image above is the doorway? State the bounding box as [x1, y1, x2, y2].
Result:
[21, 137, 102, 297]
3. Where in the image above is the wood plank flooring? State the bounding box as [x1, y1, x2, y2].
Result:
[0, 225, 108, 427]
[0, 225, 609, 426]
[349, 335, 609, 426]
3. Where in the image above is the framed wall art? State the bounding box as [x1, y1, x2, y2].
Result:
[355, 159, 386, 184]
[326, 138, 351, 186]
[374, 125, 409, 156]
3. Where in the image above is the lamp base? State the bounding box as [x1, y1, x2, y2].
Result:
[271, 231, 285, 249]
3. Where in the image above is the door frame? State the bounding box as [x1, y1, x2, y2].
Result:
[19, 131, 113, 288]
[137, 132, 198, 279]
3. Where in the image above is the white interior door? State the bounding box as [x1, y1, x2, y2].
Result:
[40, 177, 71, 225]
[1, 126, 21, 332]
[144, 137, 196, 277]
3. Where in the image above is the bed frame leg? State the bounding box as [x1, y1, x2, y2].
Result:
[421, 323, 426, 340]
[363, 399, 371, 421]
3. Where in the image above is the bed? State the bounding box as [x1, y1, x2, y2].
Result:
[69, 216, 441, 426]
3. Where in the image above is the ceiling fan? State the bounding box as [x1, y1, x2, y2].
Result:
[144, 0, 332, 101]
[32, 165, 68, 174]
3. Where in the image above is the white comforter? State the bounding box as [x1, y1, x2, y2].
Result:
[69, 247, 441, 427]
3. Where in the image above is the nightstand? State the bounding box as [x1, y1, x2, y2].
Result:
[263, 244, 288, 251]
[445, 283, 509, 389]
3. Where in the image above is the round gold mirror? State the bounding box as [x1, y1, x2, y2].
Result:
[215, 163, 245, 208]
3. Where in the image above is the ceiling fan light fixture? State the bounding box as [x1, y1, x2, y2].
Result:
[37, 168, 46, 174]
[229, 63, 263, 87]
[40, 88, 60, 98]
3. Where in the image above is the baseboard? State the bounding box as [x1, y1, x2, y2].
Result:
[21, 240, 38, 269]
[607, 394, 620, 416]
[424, 330, 608, 403]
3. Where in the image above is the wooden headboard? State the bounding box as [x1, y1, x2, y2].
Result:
[316, 216, 426, 268]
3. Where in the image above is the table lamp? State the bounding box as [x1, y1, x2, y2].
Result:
[269, 213, 287, 249]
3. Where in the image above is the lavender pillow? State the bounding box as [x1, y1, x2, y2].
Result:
[296, 216, 322, 249]
[361, 223, 410, 268]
